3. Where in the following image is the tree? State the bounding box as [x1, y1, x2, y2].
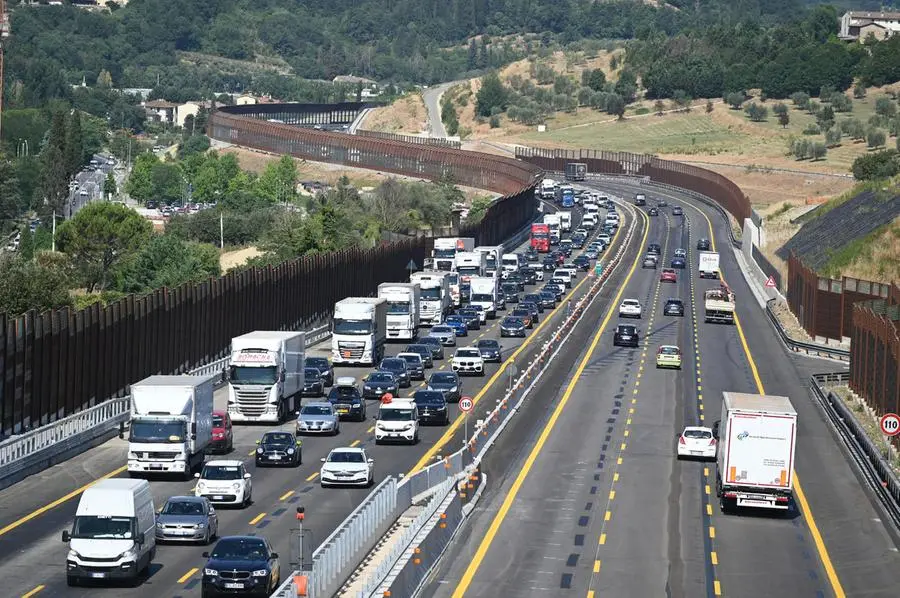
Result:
[577, 87, 593, 107]
[853, 83, 867, 99]
[0, 159, 22, 223]
[867, 128, 887, 149]
[778, 111, 790, 128]
[38, 111, 69, 215]
[104, 172, 117, 198]
[606, 93, 626, 119]
[772, 103, 789, 116]
[811, 142, 827, 161]
[790, 92, 811, 110]
[825, 127, 843, 147]
[0, 253, 73, 316]
[118, 234, 221, 293]
[441, 97, 460, 136]
[475, 72, 508, 117]
[125, 153, 158, 203]
[654, 99, 665, 115]
[672, 90, 691, 111]
[725, 92, 745, 110]
[467, 39, 478, 71]
[582, 69, 606, 92]
[706, 100, 714, 113]
[745, 103, 768, 122]
[56, 202, 153, 291]
[851, 149, 900, 180]
[65, 111, 85, 181]
[817, 105, 835, 130]
[96, 70, 114, 88]
[466, 196, 493, 224]
[18, 227, 34, 260]
[614, 70, 637, 103]
[876, 96, 897, 118]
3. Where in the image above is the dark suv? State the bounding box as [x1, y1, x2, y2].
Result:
[664, 298, 685, 316]
[647, 243, 661, 255]
[697, 238, 711, 251]
[613, 324, 640, 347]
[306, 357, 334, 387]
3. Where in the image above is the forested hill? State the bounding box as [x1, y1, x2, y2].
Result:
[7, 0, 841, 104]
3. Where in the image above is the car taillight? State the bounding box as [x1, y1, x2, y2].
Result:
[679, 437, 686, 444]
[709, 438, 716, 446]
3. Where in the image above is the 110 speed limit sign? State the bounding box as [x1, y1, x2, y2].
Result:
[880, 413, 900, 437]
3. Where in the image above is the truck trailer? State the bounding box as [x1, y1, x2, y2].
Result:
[431, 237, 475, 271]
[378, 282, 421, 341]
[228, 331, 305, 422]
[332, 298, 388, 366]
[715, 392, 797, 512]
[411, 271, 451, 326]
[698, 251, 720, 279]
[704, 287, 735, 324]
[565, 162, 587, 181]
[127, 375, 216, 478]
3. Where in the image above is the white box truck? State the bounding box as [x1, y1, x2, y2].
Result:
[227, 331, 305, 423]
[698, 251, 720, 279]
[540, 178, 557, 200]
[469, 276, 500, 319]
[558, 211, 572, 232]
[127, 375, 215, 478]
[431, 237, 475, 271]
[455, 251, 487, 283]
[543, 213, 561, 242]
[332, 297, 388, 366]
[716, 392, 797, 512]
[411, 271, 451, 326]
[475, 245, 503, 276]
[378, 282, 421, 341]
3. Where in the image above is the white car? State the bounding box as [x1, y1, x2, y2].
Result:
[553, 270, 573, 288]
[676, 427, 717, 460]
[618, 299, 642, 319]
[320, 447, 375, 488]
[451, 347, 485, 376]
[674, 248, 687, 259]
[194, 460, 252, 507]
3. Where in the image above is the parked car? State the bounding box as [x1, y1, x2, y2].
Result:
[155, 496, 218, 544]
[255, 431, 302, 467]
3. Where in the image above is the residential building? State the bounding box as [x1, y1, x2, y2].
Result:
[143, 100, 179, 125]
[840, 11, 900, 41]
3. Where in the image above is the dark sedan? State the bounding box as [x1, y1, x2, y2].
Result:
[404, 344, 434, 368]
[502, 283, 520, 304]
[697, 238, 711, 251]
[538, 291, 557, 309]
[543, 283, 564, 300]
[664, 298, 685, 316]
[506, 272, 526, 291]
[255, 431, 301, 467]
[427, 371, 461, 402]
[305, 357, 334, 387]
[671, 257, 686, 269]
[648, 207, 659, 216]
[397, 352, 426, 380]
[542, 257, 557, 271]
[500, 316, 527, 337]
[418, 337, 446, 360]
[476, 339, 503, 362]
[522, 293, 545, 312]
[573, 255, 591, 271]
[327, 383, 367, 421]
[413, 390, 450, 425]
[520, 267, 538, 285]
[362, 372, 400, 400]
[457, 309, 482, 330]
[519, 301, 541, 323]
[302, 367, 324, 398]
[202, 536, 281, 598]
[379, 357, 411, 388]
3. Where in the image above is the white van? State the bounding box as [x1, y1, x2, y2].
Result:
[605, 212, 620, 227]
[501, 253, 520, 278]
[582, 213, 597, 228]
[62, 478, 156, 586]
[374, 397, 419, 445]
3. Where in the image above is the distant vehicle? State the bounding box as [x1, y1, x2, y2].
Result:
[444, 315, 470, 337]
[255, 431, 302, 467]
[155, 496, 218, 545]
[379, 357, 411, 388]
[427, 371, 461, 402]
[648, 207, 658, 216]
[647, 243, 661, 255]
[456, 309, 482, 330]
[618, 299, 642, 319]
[664, 298, 685, 317]
[658, 199, 668, 207]
[656, 345, 683, 369]
[674, 248, 687, 259]
[476, 339, 503, 362]
[374, 397, 419, 445]
[306, 357, 334, 387]
[302, 367, 325, 397]
[613, 324, 639, 347]
[327, 378, 367, 421]
[519, 301, 540, 322]
[405, 344, 435, 368]
[418, 336, 446, 360]
[209, 410, 233, 454]
[672, 206, 683, 216]
[660, 269, 677, 283]
[511, 308, 534, 328]
[362, 371, 399, 400]
[396, 352, 426, 380]
[697, 238, 711, 251]
[296, 402, 340, 435]
[201, 536, 280, 596]
[642, 256, 658, 269]
[671, 257, 686, 269]
[451, 347, 486, 376]
[194, 460, 252, 507]
[413, 390, 450, 426]
[428, 325, 457, 346]
[500, 316, 527, 337]
[320, 447, 375, 487]
[677, 426, 717, 460]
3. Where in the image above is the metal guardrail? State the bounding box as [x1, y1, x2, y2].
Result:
[0, 322, 331, 488]
[810, 373, 900, 538]
[765, 299, 850, 361]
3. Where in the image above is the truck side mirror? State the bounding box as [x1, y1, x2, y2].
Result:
[61, 530, 71, 543]
[191, 422, 197, 440]
[712, 421, 720, 439]
[135, 531, 146, 545]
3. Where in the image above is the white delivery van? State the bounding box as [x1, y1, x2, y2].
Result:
[582, 213, 597, 228]
[374, 397, 419, 445]
[63, 478, 156, 586]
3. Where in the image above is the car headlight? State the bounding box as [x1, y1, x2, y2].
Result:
[364, 386, 372, 391]
[68, 549, 81, 560]
[252, 569, 269, 577]
[204, 568, 219, 576]
[352, 403, 361, 407]
[450, 386, 458, 392]
[118, 548, 137, 561]
[197, 482, 206, 492]
[256, 447, 264, 454]
[232, 482, 242, 491]
[287, 448, 295, 455]
[401, 423, 413, 431]
[197, 522, 206, 528]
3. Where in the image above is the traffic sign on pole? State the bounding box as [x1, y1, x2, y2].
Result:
[764, 276, 777, 289]
[460, 396, 474, 449]
[880, 413, 900, 436]
[459, 397, 474, 413]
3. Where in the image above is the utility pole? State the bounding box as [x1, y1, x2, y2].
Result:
[0, 0, 10, 144]
[51, 211, 56, 252]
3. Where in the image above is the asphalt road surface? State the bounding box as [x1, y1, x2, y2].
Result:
[423, 182, 900, 598]
[0, 200, 622, 597]
[64, 154, 124, 219]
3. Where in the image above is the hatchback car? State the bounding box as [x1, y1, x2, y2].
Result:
[697, 238, 711, 251]
[305, 356, 334, 387]
[664, 298, 685, 316]
[362, 371, 400, 400]
[379, 357, 411, 388]
[538, 291, 557, 309]
[618, 299, 642, 318]
[429, 325, 458, 347]
[647, 243, 662, 255]
[155, 496, 218, 544]
[320, 447, 375, 488]
[302, 367, 325, 397]
[613, 324, 639, 348]
[210, 411, 233, 454]
[201, 536, 280, 597]
[660, 269, 677, 283]
[658, 199, 668, 207]
[642, 256, 658, 269]
[656, 345, 683, 369]
[672, 206, 683, 216]
[676, 426, 717, 460]
[419, 336, 446, 360]
[404, 344, 434, 368]
[674, 248, 687, 259]
[327, 379, 367, 421]
[413, 390, 450, 425]
[296, 402, 340, 435]
[427, 371, 461, 402]
[194, 460, 252, 507]
[444, 315, 470, 337]
[476, 339, 503, 362]
[255, 431, 302, 467]
[500, 316, 527, 337]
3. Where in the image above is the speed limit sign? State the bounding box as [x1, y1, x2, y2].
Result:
[880, 413, 900, 437]
[459, 397, 474, 413]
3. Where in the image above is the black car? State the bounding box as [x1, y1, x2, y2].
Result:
[379, 357, 411, 388]
[543, 283, 564, 300]
[405, 344, 434, 368]
[538, 291, 557, 309]
[426, 371, 461, 402]
[476, 339, 503, 362]
[697, 238, 711, 251]
[573, 255, 591, 271]
[672, 206, 683, 216]
[671, 257, 686, 269]
[520, 267, 538, 285]
[306, 357, 334, 387]
[658, 199, 668, 207]
[506, 272, 526, 291]
[571, 236, 586, 249]
[523, 293, 545, 312]
[419, 337, 445, 360]
[413, 390, 450, 425]
[202, 536, 280, 597]
[397, 353, 426, 380]
[559, 240, 573, 256]
[648, 207, 659, 216]
[543, 257, 557, 271]
[511, 308, 535, 328]
[525, 247, 539, 262]
[519, 301, 540, 323]
[502, 282, 520, 304]
[613, 324, 640, 347]
[362, 372, 400, 399]
[664, 298, 685, 316]
[500, 316, 527, 337]
[647, 243, 661, 255]
[327, 384, 367, 421]
[457, 309, 482, 330]
[255, 431, 301, 467]
[302, 367, 325, 397]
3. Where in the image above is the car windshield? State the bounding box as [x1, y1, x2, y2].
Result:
[381, 359, 404, 370]
[684, 429, 712, 439]
[408, 346, 429, 355]
[660, 347, 680, 355]
[420, 287, 441, 299]
[667, 299, 681, 305]
[432, 326, 452, 334]
[380, 408, 415, 421]
[262, 432, 293, 445]
[229, 365, 277, 385]
[512, 310, 529, 317]
[446, 316, 464, 323]
[399, 355, 420, 365]
[201, 465, 242, 480]
[421, 338, 440, 346]
[307, 358, 329, 370]
[457, 349, 481, 358]
[302, 405, 332, 416]
[210, 538, 268, 561]
[430, 373, 457, 385]
[130, 419, 186, 444]
[623, 301, 639, 307]
[618, 326, 636, 333]
[329, 386, 359, 399]
[72, 515, 134, 540]
[386, 301, 410, 314]
[212, 415, 225, 428]
[477, 340, 499, 349]
[414, 392, 445, 405]
[471, 294, 493, 302]
[334, 318, 373, 335]
[162, 500, 205, 516]
[328, 451, 365, 463]
[368, 373, 394, 383]
[305, 368, 321, 381]
[505, 317, 523, 325]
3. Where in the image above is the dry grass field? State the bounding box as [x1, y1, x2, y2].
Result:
[363, 93, 429, 134]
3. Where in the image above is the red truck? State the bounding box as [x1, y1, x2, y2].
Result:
[531, 223, 550, 252]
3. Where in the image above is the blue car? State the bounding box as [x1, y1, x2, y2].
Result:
[444, 315, 469, 337]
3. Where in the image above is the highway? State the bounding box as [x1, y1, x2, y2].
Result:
[0, 201, 636, 597]
[64, 154, 124, 219]
[424, 183, 900, 598]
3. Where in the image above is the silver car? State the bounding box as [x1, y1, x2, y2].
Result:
[429, 325, 457, 347]
[155, 496, 218, 544]
[296, 401, 340, 435]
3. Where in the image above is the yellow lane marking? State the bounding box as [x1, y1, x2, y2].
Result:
[178, 568, 199, 584]
[279, 490, 294, 501]
[448, 208, 649, 597]
[711, 551, 719, 565]
[714, 580, 722, 595]
[349, 439, 361, 447]
[709, 526, 716, 539]
[249, 512, 266, 525]
[306, 472, 319, 482]
[248, 449, 256, 456]
[408, 219, 629, 476]
[367, 426, 375, 433]
[604, 510, 612, 522]
[694, 204, 846, 597]
[0, 465, 128, 538]
[593, 560, 601, 573]
[598, 533, 606, 545]
[21, 586, 45, 598]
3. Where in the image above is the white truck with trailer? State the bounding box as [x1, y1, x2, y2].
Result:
[431, 237, 475, 271]
[558, 211, 572, 232]
[698, 251, 720, 279]
[127, 375, 216, 478]
[411, 271, 451, 326]
[227, 331, 305, 423]
[543, 213, 561, 242]
[377, 282, 421, 341]
[332, 298, 388, 366]
[455, 250, 487, 282]
[469, 276, 501, 319]
[704, 287, 735, 324]
[715, 392, 797, 512]
[540, 178, 557, 200]
[475, 245, 504, 277]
